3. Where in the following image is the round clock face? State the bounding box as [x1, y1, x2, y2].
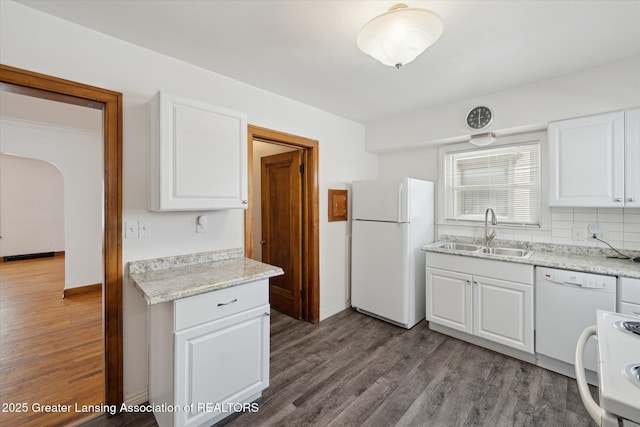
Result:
[466, 106, 493, 129]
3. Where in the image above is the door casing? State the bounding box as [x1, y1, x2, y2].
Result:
[0, 64, 124, 407]
[245, 125, 319, 323]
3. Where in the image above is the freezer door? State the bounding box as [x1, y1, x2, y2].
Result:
[352, 178, 408, 222]
[351, 220, 409, 325]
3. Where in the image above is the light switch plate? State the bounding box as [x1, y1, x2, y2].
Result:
[125, 221, 139, 239]
[139, 220, 151, 238]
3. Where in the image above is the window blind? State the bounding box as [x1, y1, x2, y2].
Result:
[444, 142, 541, 227]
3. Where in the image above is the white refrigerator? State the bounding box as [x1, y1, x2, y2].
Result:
[351, 177, 434, 329]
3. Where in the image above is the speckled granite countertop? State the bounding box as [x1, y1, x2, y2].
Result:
[129, 247, 284, 304]
[422, 238, 640, 279]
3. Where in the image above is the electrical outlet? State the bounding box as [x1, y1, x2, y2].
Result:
[572, 227, 587, 241]
[196, 215, 208, 234]
[125, 221, 139, 239]
[588, 223, 608, 240]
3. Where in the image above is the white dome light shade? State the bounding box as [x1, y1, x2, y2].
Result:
[357, 4, 444, 68]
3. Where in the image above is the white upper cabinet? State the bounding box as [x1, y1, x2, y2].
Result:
[549, 108, 639, 207]
[625, 108, 640, 208]
[149, 92, 248, 211]
[548, 111, 624, 207]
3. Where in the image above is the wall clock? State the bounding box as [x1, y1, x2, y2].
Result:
[466, 106, 493, 129]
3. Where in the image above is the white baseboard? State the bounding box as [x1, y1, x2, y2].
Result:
[124, 388, 149, 406]
[320, 299, 351, 321]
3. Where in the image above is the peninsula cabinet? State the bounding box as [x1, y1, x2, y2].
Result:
[548, 108, 640, 208]
[149, 91, 248, 211]
[149, 280, 270, 427]
[618, 277, 640, 317]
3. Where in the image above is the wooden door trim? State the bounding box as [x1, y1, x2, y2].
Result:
[0, 64, 124, 406]
[245, 125, 319, 323]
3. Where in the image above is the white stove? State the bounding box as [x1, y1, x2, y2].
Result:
[576, 310, 640, 426]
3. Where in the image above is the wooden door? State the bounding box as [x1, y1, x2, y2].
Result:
[261, 150, 303, 319]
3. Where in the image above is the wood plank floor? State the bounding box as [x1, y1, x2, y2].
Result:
[82, 308, 597, 427]
[0, 256, 104, 427]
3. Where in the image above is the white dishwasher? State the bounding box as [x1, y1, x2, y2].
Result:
[535, 266, 616, 382]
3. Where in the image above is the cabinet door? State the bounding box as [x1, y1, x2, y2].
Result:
[473, 276, 533, 353]
[174, 305, 270, 427]
[625, 108, 640, 208]
[548, 111, 625, 207]
[426, 268, 472, 334]
[149, 91, 248, 211]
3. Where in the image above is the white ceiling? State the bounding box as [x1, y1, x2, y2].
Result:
[15, 0, 640, 124]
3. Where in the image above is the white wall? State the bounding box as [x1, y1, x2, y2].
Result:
[0, 1, 377, 402]
[367, 56, 640, 152]
[377, 137, 640, 251]
[0, 118, 104, 289]
[0, 154, 65, 256]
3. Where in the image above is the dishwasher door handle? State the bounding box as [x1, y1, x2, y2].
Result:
[563, 281, 584, 287]
[540, 277, 583, 287]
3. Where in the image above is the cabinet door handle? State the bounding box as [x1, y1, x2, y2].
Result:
[614, 198, 623, 202]
[217, 298, 238, 307]
[628, 197, 636, 202]
[264, 312, 270, 317]
[242, 200, 248, 204]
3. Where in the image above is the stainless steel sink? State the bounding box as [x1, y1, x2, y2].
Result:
[477, 247, 531, 257]
[432, 242, 531, 258]
[433, 242, 481, 252]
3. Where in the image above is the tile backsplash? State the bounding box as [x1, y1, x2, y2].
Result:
[438, 208, 640, 252]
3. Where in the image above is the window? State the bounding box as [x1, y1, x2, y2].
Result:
[443, 142, 541, 227]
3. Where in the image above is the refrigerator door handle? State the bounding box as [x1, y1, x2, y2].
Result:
[397, 183, 403, 223]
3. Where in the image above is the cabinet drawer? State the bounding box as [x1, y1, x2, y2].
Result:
[620, 277, 640, 304]
[618, 301, 640, 318]
[174, 280, 268, 331]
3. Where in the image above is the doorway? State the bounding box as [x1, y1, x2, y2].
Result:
[245, 125, 320, 323]
[0, 65, 123, 408]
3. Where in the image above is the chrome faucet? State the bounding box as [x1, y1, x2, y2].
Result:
[484, 208, 497, 246]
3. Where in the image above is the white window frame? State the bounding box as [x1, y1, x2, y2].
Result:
[437, 131, 550, 231]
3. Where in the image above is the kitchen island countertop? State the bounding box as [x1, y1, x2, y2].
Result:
[129, 247, 284, 304]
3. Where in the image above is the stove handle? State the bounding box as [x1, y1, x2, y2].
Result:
[575, 325, 602, 426]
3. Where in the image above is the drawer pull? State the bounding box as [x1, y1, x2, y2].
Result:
[217, 298, 238, 307]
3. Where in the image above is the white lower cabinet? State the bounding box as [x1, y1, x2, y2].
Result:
[150, 280, 270, 427]
[426, 269, 472, 334]
[619, 277, 640, 317]
[473, 275, 533, 353]
[426, 253, 534, 354]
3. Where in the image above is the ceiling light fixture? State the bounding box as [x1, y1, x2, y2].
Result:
[469, 132, 497, 146]
[357, 3, 444, 69]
